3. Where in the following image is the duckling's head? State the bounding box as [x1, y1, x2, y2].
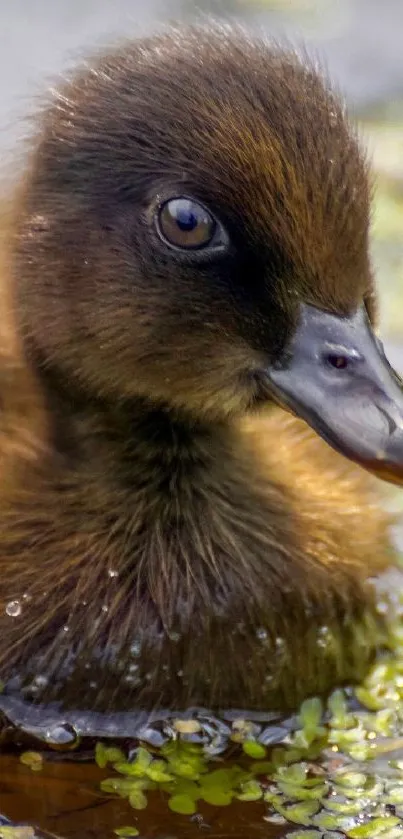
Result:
[13, 25, 403, 481]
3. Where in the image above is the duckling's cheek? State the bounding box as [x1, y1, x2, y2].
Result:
[262, 303, 403, 486]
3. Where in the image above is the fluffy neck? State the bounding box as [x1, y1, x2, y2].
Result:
[0, 367, 388, 713]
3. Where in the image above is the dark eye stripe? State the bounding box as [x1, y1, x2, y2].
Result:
[156, 197, 216, 250]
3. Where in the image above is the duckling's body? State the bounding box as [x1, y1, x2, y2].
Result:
[0, 389, 390, 711]
[0, 25, 401, 717]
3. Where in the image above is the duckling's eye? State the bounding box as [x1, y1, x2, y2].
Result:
[157, 198, 216, 250]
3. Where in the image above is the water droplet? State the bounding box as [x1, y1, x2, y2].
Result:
[24, 673, 50, 697]
[62, 625, 69, 632]
[317, 625, 331, 648]
[108, 569, 118, 578]
[28, 213, 49, 235]
[168, 631, 181, 642]
[6, 600, 22, 617]
[45, 723, 80, 748]
[136, 726, 168, 748]
[256, 627, 268, 641]
[33, 674, 48, 689]
[101, 604, 109, 613]
[130, 639, 142, 656]
[124, 674, 140, 686]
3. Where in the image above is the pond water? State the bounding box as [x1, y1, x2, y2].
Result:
[1, 1, 403, 837]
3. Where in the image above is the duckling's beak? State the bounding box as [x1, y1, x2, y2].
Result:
[264, 303, 403, 486]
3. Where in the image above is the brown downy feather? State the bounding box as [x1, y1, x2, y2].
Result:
[0, 24, 395, 716]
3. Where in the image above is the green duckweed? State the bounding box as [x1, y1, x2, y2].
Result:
[95, 743, 126, 769]
[347, 816, 401, 837]
[242, 739, 267, 759]
[93, 589, 403, 834]
[19, 751, 44, 772]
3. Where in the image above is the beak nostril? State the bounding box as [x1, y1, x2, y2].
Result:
[325, 353, 350, 370]
[322, 345, 363, 371]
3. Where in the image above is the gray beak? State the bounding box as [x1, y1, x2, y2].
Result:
[263, 303, 403, 486]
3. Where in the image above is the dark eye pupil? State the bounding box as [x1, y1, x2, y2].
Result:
[175, 206, 198, 232]
[157, 197, 216, 250]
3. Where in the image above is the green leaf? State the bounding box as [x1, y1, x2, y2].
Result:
[200, 789, 233, 806]
[236, 780, 263, 801]
[171, 779, 199, 800]
[250, 760, 273, 775]
[200, 768, 234, 792]
[20, 751, 43, 772]
[274, 763, 307, 784]
[135, 747, 153, 769]
[100, 777, 150, 796]
[347, 817, 400, 837]
[96, 743, 129, 769]
[114, 829, 140, 837]
[355, 687, 386, 712]
[128, 789, 148, 810]
[95, 742, 108, 769]
[145, 760, 174, 783]
[278, 781, 328, 800]
[298, 697, 323, 729]
[168, 793, 198, 815]
[279, 800, 320, 826]
[386, 786, 403, 804]
[242, 740, 266, 759]
[333, 771, 367, 788]
[322, 797, 362, 816]
[114, 761, 149, 778]
[312, 811, 351, 830]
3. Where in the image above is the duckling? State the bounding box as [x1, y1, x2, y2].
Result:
[0, 23, 403, 720]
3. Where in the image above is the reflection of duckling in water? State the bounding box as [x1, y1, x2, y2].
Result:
[0, 24, 403, 718]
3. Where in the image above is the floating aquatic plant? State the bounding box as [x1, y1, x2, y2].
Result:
[89, 598, 403, 836]
[19, 751, 44, 772]
[17, 582, 403, 837]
